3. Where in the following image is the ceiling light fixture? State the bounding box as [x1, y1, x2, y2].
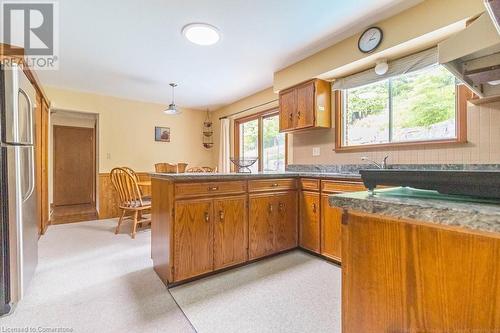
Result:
[182, 23, 220, 46]
[164, 83, 181, 115]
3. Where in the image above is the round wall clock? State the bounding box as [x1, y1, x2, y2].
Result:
[358, 27, 383, 53]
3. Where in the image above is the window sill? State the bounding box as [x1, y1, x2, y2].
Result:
[333, 138, 468, 153]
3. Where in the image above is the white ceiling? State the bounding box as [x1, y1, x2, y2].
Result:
[38, 0, 422, 110]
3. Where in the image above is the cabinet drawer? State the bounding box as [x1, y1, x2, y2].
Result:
[321, 180, 365, 193]
[175, 181, 247, 198]
[300, 178, 320, 191]
[248, 178, 296, 192]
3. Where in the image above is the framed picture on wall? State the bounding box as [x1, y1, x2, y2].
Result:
[155, 126, 170, 142]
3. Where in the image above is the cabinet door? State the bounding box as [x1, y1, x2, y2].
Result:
[174, 199, 213, 281]
[274, 191, 298, 252]
[296, 82, 315, 129]
[279, 89, 296, 131]
[299, 191, 320, 253]
[249, 194, 275, 260]
[321, 194, 342, 261]
[213, 195, 248, 270]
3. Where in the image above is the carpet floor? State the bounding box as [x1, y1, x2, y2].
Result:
[0, 219, 342, 333]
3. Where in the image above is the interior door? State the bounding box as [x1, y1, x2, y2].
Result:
[53, 125, 95, 206]
[213, 195, 248, 269]
[321, 194, 342, 261]
[274, 191, 298, 252]
[174, 199, 213, 281]
[299, 191, 320, 253]
[296, 82, 315, 129]
[249, 194, 275, 260]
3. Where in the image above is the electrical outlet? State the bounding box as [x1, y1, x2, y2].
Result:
[312, 147, 320, 156]
[106, 153, 111, 160]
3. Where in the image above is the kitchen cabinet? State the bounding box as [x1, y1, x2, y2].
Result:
[213, 196, 248, 269]
[320, 194, 342, 261]
[173, 198, 214, 281]
[279, 79, 331, 132]
[342, 210, 500, 332]
[249, 191, 298, 259]
[299, 191, 321, 253]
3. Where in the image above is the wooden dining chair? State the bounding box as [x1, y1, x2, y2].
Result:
[110, 167, 151, 239]
[177, 162, 188, 173]
[155, 163, 178, 173]
[186, 166, 205, 173]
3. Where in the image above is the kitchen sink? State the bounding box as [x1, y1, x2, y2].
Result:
[373, 187, 500, 204]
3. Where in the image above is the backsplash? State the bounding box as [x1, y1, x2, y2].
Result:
[286, 164, 500, 174]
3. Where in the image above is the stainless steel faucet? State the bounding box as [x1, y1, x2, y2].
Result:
[361, 155, 389, 169]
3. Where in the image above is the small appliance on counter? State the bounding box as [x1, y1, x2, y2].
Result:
[0, 63, 38, 315]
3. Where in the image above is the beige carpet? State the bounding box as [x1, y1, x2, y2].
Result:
[0, 219, 195, 333]
[0, 219, 342, 333]
[170, 251, 342, 333]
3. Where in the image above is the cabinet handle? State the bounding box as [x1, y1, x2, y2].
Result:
[289, 113, 293, 121]
[271, 183, 279, 187]
[312, 203, 317, 213]
[219, 210, 224, 222]
[204, 212, 210, 223]
[279, 202, 285, 213]
[268, 203, 273, 213]
[208, 186, 219, 191]
[297, 111, 301, 119]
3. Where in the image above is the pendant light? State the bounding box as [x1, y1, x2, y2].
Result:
[164, 83, 181, 115]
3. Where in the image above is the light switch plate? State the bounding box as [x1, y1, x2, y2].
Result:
[312, 147, 320, 156]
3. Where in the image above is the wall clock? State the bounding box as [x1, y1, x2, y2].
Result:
[358, 27, 383, 53]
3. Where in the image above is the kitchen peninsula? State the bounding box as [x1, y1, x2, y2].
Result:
[150, 171, 365, 285]
[331, 188, 500, 332]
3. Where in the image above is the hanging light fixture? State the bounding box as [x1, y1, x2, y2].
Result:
[164, 83, 181, 115]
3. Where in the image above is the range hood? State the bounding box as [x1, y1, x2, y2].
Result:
[438, 4, 500, 99]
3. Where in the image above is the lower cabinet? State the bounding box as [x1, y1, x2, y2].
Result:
[249, 191, 297, 260]
[174, 198, 214, 281]
[173, 196, 247, 281]
[299, 191, 321, 253]
[320, 194, 342, 261]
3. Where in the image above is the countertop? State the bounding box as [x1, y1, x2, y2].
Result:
[329, 187, 500, 234]
[150, 171, 362, 182]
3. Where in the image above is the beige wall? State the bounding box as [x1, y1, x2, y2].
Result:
[46, 87, 213, 173]
[292, 100, 500, 165]
[273, 0, 484, 91]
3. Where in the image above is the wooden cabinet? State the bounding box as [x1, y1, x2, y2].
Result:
[249, 191, 297, 260]
[320, 194, 342, 261]
[342, 211, 500, 332]
[299, 191, 320, 253]
[174, 195, 248, 281]
[174, 199, 214, 281]
[279, 79, 331, 132]
[213, 196, 248, 270]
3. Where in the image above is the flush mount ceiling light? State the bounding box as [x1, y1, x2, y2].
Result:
[164, 83, 181, 115]
[182, 23, 220, 46]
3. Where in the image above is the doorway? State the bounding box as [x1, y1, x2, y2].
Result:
[50, 111, 98, 224]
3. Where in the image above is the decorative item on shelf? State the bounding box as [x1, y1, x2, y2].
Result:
[202, 109, 214, 148]
[230, 157, 258, 173]
[155, 126, 170, 142]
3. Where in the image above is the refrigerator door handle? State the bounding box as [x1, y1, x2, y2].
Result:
[17, 88, 34, 145]
[22, 146, 35, 203]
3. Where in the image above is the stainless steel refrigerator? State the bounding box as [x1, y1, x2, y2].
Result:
[0, 63, 38, 315]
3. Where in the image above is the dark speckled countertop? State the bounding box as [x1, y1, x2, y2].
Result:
[150, 171, 362, 182]
[329, 188, 500, 234]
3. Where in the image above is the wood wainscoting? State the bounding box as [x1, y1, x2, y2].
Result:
[98, 172, 151, 219]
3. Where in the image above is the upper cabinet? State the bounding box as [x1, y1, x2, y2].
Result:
[279, 79, 331, 132]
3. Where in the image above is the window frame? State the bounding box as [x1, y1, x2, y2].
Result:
[334, 83, 471, 152]
[234, 108, 287, 172]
